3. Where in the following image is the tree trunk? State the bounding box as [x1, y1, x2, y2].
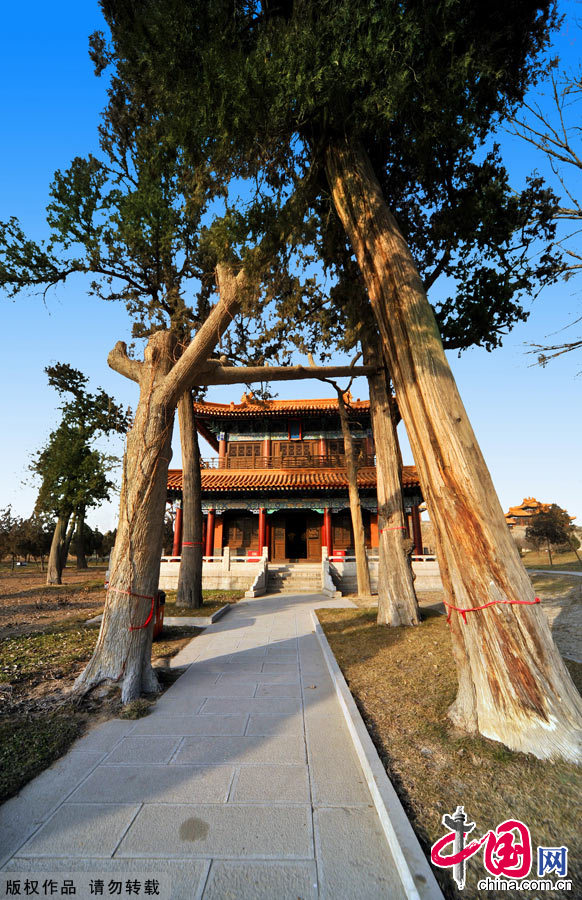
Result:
[75, 331, 177, 703]
[547, 539, 553, 566]
[363, 332, 419, 626]
[46, 514, 70, 585]
[325, 137, 582, 760]
[75, 507, 88, 569]
[60, 516, 76, 574]
[75, 264, 246, 703]
[176, 391, 204, 609]
[336, 390, 371, 597]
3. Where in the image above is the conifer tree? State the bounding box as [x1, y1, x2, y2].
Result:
[98, 0, 582, 757]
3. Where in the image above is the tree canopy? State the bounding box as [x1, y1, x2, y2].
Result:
[96, 0, 562, 355]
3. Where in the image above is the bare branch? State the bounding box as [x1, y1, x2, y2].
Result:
[107, 341, 143, 383]
[194, 362, 375, 386]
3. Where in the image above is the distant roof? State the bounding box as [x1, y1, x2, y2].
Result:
[167, 465, 420, 495]
[505, 498, 548, 519]
[193, 391, 370, 419]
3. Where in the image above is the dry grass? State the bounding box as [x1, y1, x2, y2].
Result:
[163, 588, 244, 620]
[317, 607, 582, 900]
[0, 571, 204, 803]
[523, 548, 582, 570]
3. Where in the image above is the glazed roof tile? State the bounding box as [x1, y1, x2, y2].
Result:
[167, 465, 420, 493]
[192, 395, 370, 418]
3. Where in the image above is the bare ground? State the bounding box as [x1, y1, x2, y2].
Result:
[0, 566, 107, 639]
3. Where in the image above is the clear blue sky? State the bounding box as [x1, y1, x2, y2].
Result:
[1, 2, 580, 532]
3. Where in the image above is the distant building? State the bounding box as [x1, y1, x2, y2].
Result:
[505, 497, 549, 529]
[167, 392, 424, 560]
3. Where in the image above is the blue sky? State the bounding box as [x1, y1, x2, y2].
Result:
[1, 2, 581, 532]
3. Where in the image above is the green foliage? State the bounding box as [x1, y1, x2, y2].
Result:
[525, 504, 576, 550]
[99, 0, 563, 358]
[31, 365, 128, 523]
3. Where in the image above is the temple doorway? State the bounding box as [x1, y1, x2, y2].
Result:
[285, 511, 307, 560]
[269, 511, 322, 561]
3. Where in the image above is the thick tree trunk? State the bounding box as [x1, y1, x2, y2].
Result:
[46, 514, 70, 585]
[75, 507, 88, 569]
[75, 331, 176, 703]
[336, 390, 371, 598]
[363, 333, 419, 626]
[325, 138, 582, 760]
[176, 392, 204, 609]
[75, 264, 246, 703]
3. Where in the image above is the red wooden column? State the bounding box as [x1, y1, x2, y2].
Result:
[319, 436, 326, 461]
[411, 504, 423, 556]
[218, 433, 227, 467]
[172, 504, 183, 556]
[262, 437, 271, 466]
[370, 512, 379, 548]
[258, 508, 267, 552]
[324, 508, 333, 556]
[205, 509, 216, 557]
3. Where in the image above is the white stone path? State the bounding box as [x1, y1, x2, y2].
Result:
[1, 593, 415, 899]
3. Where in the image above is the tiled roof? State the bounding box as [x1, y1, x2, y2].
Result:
[192, 395, 370, 419]
[167, 465, 420, 493]
[505, 498, 548, 518]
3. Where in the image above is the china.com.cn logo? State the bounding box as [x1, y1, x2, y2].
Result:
[430, 806, 571, 891]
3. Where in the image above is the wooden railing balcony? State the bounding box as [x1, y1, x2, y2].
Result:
[201, 454, 376, 470]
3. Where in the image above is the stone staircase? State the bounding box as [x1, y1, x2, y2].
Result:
[267, 563, 322, 594]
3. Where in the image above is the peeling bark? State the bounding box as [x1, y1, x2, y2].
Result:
[176, 392, 204, 609]
[336, 390, 371, 598]
[75, 264, 245, 703]
[326, 137, 582, 760]
[363, 332, 419, 626]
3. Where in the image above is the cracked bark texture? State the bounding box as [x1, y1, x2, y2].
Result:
[326, 137, 582, 760]
[363, 332, 419, 626]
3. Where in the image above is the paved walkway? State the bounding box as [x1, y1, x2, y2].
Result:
[1, 593, 409, 899]
[528, 569, 582, 577]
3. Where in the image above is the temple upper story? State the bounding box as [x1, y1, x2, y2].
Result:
[192, 391, 375, 470]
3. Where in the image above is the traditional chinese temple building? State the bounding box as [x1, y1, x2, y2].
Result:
[505, 498, 549, 528]
[167, 392, 424, 561]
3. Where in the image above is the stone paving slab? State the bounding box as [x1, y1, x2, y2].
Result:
[15, 804, 141, 859]
[245, 713, 304, 736]
[314, 806, 407, 899]
[0, 752, 105, 868]
[102, 736, 182, 766]
[230, 765, 310, 804]
[198, 697, 301, 717]
[115, 803, 313, 859]
[68, 765, 234, 804]
[202, 860, 318, 899]
[1, 591, 432, 898]
[131, 714, 248, 735]
[2, 859, 209, 900]
[172, 733, 306, 766]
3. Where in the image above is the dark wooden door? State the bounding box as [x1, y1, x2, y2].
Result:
[306, 513, 322, 560]
[270, 514, 286, 560]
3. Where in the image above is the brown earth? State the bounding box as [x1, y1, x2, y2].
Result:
[0, 566, 107, 639]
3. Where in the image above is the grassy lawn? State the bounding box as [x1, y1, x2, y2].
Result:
[523, 548, 582, 571]
[163, 588, 245, 619]
[0, 619, 200, 803]
[317, 607, 582, 900]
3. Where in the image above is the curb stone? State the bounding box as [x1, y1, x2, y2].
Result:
[86, 604, 231, 628]
[311, 610, 443, 900]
